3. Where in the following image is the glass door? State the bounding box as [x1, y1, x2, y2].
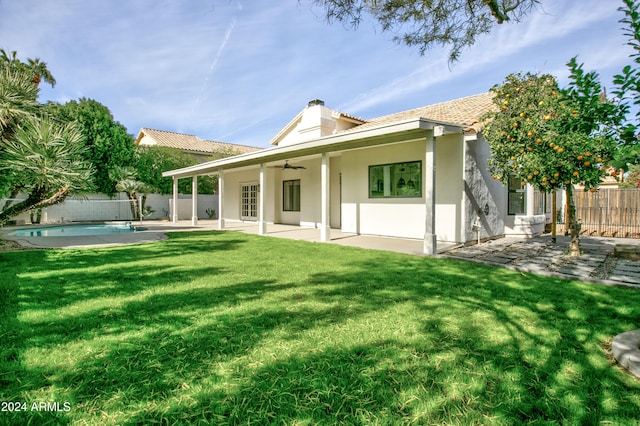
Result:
[241, 183, 259, 221]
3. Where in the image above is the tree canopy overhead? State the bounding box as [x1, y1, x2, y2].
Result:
[45, 99, 136, 195]
[312, 0, 539, 61]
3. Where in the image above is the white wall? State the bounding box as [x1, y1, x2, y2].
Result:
[340, 136, 463, 241]
[5, 193, 218, 224]
[222, 168, 259, 222]
[435, 134, 464, 242]
[463, 135, 507, 241]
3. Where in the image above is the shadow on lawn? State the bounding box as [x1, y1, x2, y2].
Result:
[1, 236, 639, 424]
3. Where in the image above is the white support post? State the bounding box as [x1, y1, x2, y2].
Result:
[138, 194, 143, 225]
[218, 171, 225, 229]
[172, 177, 178, 223]
[424, 130, 438, 255]
[191, 175, 198, 226]
[320, 153, 331, 242]
[259, 163, 267, 235]
[526, 184, 535, 216]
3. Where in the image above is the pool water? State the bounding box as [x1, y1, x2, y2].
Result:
[12, 224, 136, 237]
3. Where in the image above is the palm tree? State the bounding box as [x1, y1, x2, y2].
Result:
[0, 118, 94, 224]
[0, 49, 56, 87]
[0, 64, 41, 211]
[27, 57, 56, 87]
[110, 166, 154, 220]
[0, 49, 19, 67]
[0, 67, 39, 140]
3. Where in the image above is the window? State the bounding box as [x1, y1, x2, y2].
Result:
[369, 161, 421, 198]
[508, 176, 526, 215]
[533, 190, 552, 215]
[283, 179, 300, 212]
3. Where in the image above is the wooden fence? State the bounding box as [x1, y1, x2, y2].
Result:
[568, 188, 640, 238]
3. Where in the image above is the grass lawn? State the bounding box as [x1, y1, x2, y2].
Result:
[1, 231, 639, 425]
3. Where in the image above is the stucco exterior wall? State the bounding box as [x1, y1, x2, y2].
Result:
[463, 135, 506, 242]
[340, 135, 465, 242]
[435, 134, 464, 243]
[7, 193, 218, 223]
[221, 168, 259, 222]
[280, 163, 310, 226]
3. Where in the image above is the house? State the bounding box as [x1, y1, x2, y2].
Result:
[162, 94, 553, 254]
[135, 128, 261, 163]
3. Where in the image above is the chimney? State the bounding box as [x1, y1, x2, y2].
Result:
[307, 99, 325, 107]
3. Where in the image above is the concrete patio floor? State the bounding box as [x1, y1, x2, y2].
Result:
[1, 219, 456, 254]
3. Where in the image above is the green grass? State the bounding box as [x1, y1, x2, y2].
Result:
[1, 231, 639, 425]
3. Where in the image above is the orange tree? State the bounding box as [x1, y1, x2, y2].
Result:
[482, 63, 623, 256]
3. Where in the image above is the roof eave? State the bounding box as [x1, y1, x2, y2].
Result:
[162, 118, 462, 179]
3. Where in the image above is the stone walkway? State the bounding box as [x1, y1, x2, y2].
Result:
[444, 235, 640, 288]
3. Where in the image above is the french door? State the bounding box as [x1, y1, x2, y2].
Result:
[241, 183, 259, 221]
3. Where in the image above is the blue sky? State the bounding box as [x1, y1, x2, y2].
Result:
[0, 0, 632, 148]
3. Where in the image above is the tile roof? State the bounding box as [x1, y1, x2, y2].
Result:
[346, 92, 496, 134]
[137, 128, 262, 155]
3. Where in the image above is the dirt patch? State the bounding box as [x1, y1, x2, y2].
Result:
[0, 239, 42, 252]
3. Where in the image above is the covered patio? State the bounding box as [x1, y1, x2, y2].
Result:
[163, 119, 461, 255]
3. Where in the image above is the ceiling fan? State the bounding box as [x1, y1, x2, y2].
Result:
[270, 160, 306, 170]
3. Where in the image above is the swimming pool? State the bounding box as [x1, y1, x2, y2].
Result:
[11, 223, 138, 237]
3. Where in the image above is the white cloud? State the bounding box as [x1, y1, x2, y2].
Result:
[338, 0, 626, 116]
[1, 0, 633, 146]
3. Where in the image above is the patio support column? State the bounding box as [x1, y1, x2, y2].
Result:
[172, 177, 178, 223]
[258, 163, 267, 235]
[424, 128, 440, 255]
[191, 175, 198, 226]
[218, 171, 225, 230]
[526, 184, 535, 215]
[320, 153, 331, 242]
